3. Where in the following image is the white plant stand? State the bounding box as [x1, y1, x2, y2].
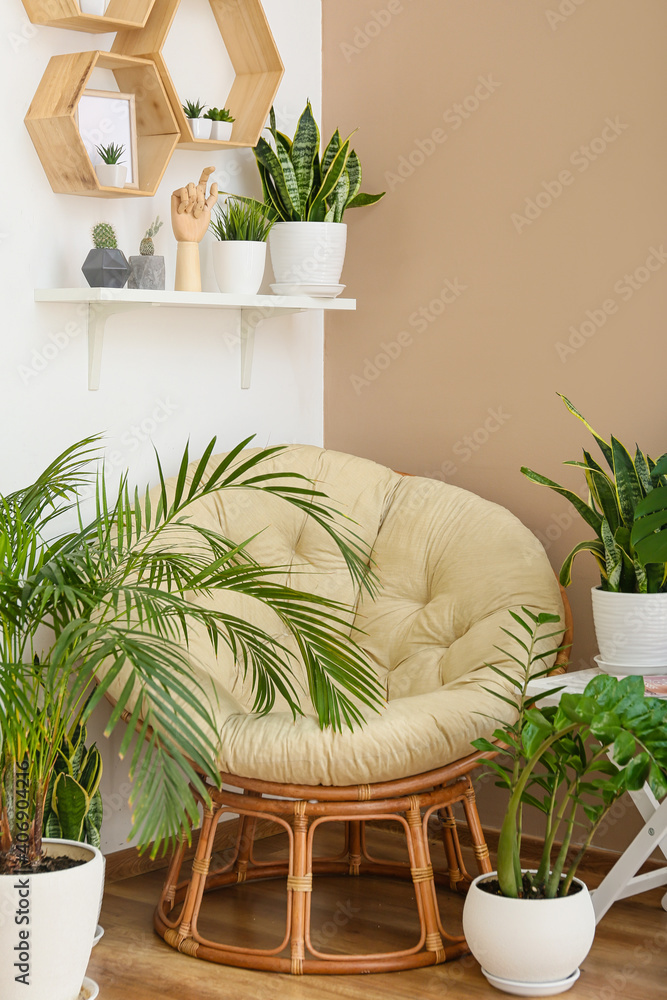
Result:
[34, 288, 356, 390]
[527, 667, 667, 922]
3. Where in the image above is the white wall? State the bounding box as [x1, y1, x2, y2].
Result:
[2, 0, 323, 852]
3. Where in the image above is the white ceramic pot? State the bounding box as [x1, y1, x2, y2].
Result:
[79, 0, 107, 13]
[212, 241, 267, 295]
[0, 839, 105, 1000]
[592, 587, 667, 673]
[462, 872, 595, 995]
[209, 120, 233, 142]
[188, 118, 212, 140]
[268, 222, 347, 287]
[95, 163, 127, 189]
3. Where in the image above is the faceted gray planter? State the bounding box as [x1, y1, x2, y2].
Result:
[82, 249, 131, 289]
[128, 255, 165, 290]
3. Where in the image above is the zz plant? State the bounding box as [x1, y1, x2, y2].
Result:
[0, 435, 385, 871]
[522, 395, 667, 592]
[473, 608, 667, 899]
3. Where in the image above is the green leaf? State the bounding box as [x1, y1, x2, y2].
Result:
[291, 100, 320, 216]
[611, 436, 644, 526]
[521, 468, 602, 535]
[345, 150, 362, 207]
[308, 133, 354, 221]
[347, 191, 385, 209]
[557, 395, 613, 470]
[559, 539, 606, 586]
[253, 137, 299, 219]
[52, 773, 88, 842]
[613, 730, 636, 766]
[625, 753, 650, 790]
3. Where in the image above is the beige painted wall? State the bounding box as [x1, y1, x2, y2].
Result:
[323, 0, 667, 851]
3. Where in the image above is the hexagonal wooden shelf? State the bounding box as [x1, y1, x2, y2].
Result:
[21, 0, 156, 33]
[25, 51, 180, 197]
[112, 0, 284, 150]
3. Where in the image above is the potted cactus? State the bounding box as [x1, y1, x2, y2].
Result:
[82, 223, 130, 289]
[182, 98, 211, 140]
[204, 107, 236, 141]
[94, 142, 127, 189]
[129, 216, 165, 290]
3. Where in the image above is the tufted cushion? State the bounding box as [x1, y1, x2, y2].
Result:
[106, 445, 563, 786]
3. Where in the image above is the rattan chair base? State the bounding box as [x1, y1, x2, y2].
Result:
[154, 752, 493, 974]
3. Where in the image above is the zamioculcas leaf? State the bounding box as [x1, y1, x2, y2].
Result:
[631, 486, 667, 565]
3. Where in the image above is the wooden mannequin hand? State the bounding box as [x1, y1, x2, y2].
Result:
[171, 167, 219, 244]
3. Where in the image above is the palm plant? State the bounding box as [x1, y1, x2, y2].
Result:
[473, 609, 667, 898]
[210, 197, 275, 242]
[522, 395, 667, 593]
[0, 436, 385, 871]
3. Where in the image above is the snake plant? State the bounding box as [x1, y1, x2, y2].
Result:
[249, 102, 385, 223]
[522, 395, 667, 593]
[43, 713, 103, 848]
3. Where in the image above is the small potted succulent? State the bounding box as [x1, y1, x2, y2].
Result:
[522, 395, 667, 673]
[129, 216, 165, 290]
[82, 222, 130, 289]
[94, 141, 127, 189]
[462, 608, 667, 995]
[209, 197, 274, 294]
[204, 106, 236, 141]
[182, 98, 211, 140]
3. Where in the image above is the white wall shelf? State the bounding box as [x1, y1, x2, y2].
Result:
[34, 288, 356, 391]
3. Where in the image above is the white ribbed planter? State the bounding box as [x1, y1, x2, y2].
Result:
[462, 873, 595, 995]
[212, 241, 267, 295]
[592, 587, 667, 673]
[268, 222, 347, 287]
[0, 839, 104, 1000]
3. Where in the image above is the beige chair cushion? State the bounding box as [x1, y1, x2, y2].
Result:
[107, 445, 563, 786]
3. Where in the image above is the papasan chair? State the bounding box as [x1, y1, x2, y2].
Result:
[144, 445, 567, 974]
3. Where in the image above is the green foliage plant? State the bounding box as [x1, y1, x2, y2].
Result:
[0, 435, 385, 871]
[472, 608, 667, 899]
[234, 101, 385, 223]
[522, 395, 667, 593]
[182, 99, 206, 119]
[92, 223, 118, 250]
[43, 709, 103, 848]
[95, 142, 125, 165]
[204, 107, 235, 122]
[210, 197, 275, 243]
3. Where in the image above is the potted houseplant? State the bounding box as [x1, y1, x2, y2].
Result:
[0, 434, 384, 1000]
[209, 196, 274, 294]
[129, 216, 165, 290]
[522, 395, 667, 673]
[82, 222, 131, 289]
[94, 142, 127, 189]
[204, 106, 236, 142]
[462, 608, 667, 995]
[237, 102, 385, 293]
[182, 98, 211, 140]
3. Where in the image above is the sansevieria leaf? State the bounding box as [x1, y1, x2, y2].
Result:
[52, 773, 89, 843]
[291, 101, 320, 216]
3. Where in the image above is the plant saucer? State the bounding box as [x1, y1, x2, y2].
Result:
[481, 967, 580, 996]
[92, 924, 104, 947]
[594, 655, 667, 677]
[270, 283, 346, 298]
[79, 977, 100, 1000]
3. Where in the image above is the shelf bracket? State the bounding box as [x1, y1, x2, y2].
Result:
[239, 306, 304, 389]
[87, 301, 155, 391]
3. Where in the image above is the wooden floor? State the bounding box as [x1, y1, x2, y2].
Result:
[89, 824, 667, 999]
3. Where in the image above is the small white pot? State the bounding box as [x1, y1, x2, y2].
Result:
[96, 163, 127, 189]
[188, 118, 212, 140]
[0, 839, 105, 1000]
[592, 587, 667, 672]
[212, 241, 267, 295]
[209, 120, 233, 142]
[268, 221, 347, 286]
[79, 0, 107, 13]
[462, 872, 595, 994]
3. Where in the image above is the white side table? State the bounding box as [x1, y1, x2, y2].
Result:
[526, 667, 667, 922]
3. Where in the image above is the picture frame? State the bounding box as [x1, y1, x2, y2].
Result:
[76, 89, 139, 190]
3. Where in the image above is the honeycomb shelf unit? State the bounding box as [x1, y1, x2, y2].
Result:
[25, 51, 180, 198]
[21, 0, 156, 33]
[112, 0, 284, 150]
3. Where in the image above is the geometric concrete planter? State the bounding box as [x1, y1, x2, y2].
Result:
[82, 248, 131, 289]
[128, 255, 165, 290]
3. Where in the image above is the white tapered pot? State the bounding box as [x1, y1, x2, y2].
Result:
[0, 839, 104, 1000]
[188, 118, 212, 140]
[268, 222, 347, 286]
[592, 587, 667, 673]
[462, 872, 595, 995]
[209, 120, 233, 141]
[212, 241, 266, 295]
[95, 163, 127, 189]
[79, 0, 107, 13]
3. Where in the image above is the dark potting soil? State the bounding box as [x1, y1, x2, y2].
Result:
[478, 873, 584, 899]
[0, 853, 86, 876]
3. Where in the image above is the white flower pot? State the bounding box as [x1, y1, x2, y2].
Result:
[592, 587, 667, 673]
[79, 0, 107, 13]
[95, 163, 127, 189]
[268, 222, 347, 287]
[209, 120, 233, 142]
[462, 872, 595, 995]
[212, 241, 267, 295]
[0, 839, 105, 1000]
[188, 118, 212, 140]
